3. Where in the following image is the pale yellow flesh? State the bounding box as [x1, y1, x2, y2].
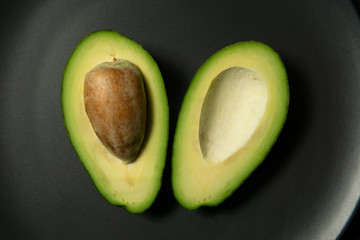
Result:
[62, 32, 168, 211]
[199, 67, 268, 164]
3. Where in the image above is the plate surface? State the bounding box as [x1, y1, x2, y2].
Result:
[1, 0, 360, 239]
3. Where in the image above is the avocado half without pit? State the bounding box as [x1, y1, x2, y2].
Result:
[172, 41, 289, 210]
[61, 31, 169, 213]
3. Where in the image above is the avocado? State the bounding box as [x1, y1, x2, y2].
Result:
[172, 41, 289, 209]
[62, 30, 169, 213]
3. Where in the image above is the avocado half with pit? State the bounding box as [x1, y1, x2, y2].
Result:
[61, 30, 168, 213]
[172, 41, 289, 209]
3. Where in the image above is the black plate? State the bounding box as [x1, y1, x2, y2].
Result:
[1, 0, 360, 239]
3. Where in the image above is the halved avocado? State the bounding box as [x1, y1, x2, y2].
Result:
[61, 30, 169, 213]
[172, 41, 289, 209]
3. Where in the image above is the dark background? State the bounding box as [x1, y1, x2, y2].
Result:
[339, 1, 360, 238]
[1, 0, 360, 239]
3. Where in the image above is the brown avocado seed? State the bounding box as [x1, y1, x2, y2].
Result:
[84, 60, 147, 162]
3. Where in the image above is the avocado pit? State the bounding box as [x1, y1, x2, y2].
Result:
[199, 67, 268, 164]
[84, 60, 147, 163]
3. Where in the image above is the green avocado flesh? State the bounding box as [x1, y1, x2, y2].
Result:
[172, 41, 289, 210]
[61, 30, 169, 213]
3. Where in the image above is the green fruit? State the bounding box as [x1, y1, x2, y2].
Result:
[172, 41, 289, 210]
[61, 30, 169, 213]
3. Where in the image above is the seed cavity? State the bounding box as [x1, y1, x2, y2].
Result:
[199, 67, 268, 164]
